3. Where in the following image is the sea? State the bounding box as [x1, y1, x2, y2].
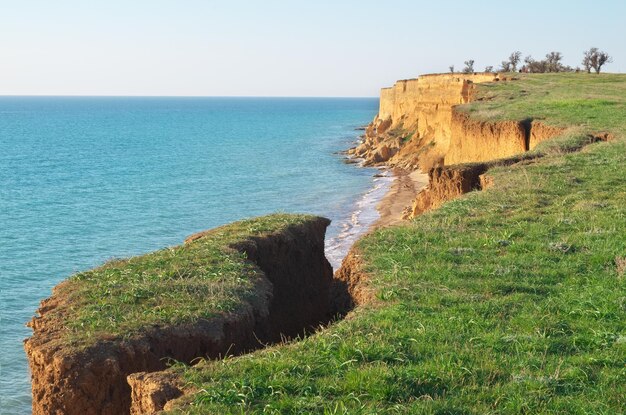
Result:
[0, 96, 390, 414]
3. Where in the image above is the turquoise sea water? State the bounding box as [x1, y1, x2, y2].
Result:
[0, 97, 384, 414]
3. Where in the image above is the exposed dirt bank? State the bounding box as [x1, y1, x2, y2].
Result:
[446, 112, 568, 164]
[25, 217, 335, 415]
[349, 73, 569, 172]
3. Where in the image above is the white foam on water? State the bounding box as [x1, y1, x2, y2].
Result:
[325, 168, 394, 270]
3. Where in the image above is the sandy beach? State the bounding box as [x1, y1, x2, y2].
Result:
[374, 168, 429, 228]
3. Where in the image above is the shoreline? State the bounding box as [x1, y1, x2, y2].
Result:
[324, 166, 393, 270]
[325, 134, 429, 271]
[373, 168, 428, 229]
[325, 149, 429, 270]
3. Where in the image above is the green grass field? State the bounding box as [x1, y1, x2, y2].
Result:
[50, 214, 314, 349]
[164, 73, 626, 414]
[466, 73, 626, 131]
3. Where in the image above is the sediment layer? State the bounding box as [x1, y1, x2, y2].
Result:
[348, 73, 500, 169]
[349, 73, 567, 171]
[25, 216, 335, 415]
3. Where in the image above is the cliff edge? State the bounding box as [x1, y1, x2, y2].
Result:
[25, 214, 335, 415]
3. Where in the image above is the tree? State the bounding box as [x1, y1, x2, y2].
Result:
[524, 55, 533, 67]
[522, 55, 545, 73]
[485, 66, 494, 73]
[500, 61, 511, 72]
[582, 51, 593, 73]
[449, 65, 455, 73]
[463, 60, 475, 74]
[521, 53, 572, 73]
[583, 48, 612, 74]
[545, 51, 563, 72]
[509, 51, 522, 72]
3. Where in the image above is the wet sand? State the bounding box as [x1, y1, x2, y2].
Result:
[374, 168, 429, 228]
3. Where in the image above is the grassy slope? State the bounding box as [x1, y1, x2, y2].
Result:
[169, 74, 626, 414]
[51, 214, 314, 349]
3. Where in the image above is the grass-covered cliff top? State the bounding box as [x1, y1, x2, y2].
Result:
[166, 74, 626, 414]
[464, 73, 626, 131]
[47, 214, 315, 348]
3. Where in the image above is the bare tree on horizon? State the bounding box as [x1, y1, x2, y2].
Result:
[509, 51, 522, 72]
[463, 60, 475, 74]
[545, 51, 564, 72]
[583, 48, 612, 74]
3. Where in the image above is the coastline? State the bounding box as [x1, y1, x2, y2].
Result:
[325, 153, 428, 271]
[6, 97, 380, 414]
[373, 168, 428, 228]
[324, 167, 393, 270]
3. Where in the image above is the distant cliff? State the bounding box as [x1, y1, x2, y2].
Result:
[349, 73, 563, 169]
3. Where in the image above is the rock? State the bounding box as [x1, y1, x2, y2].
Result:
[376, 118, 392, 134]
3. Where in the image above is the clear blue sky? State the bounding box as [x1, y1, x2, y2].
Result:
[1, 0, 624, 96]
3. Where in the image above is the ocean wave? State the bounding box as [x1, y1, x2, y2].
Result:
[325, 170, 394, 270]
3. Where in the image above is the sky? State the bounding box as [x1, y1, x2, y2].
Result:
[1, 0, 625, 97]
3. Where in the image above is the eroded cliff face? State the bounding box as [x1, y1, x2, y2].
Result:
[446, 114, 570, 164]
[445, 112, 528, 164]
[349, 73, 500, 169]
[377, 73, 497, 131]
[405, 130, 607, 219]
[25, 218, 334, 415]
[407, 163, 489, 217]
[349, 73, 568, 170]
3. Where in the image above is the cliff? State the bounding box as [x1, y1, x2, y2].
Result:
[349, 73, 569, 221]
[25, 215, 335, 415]
[377, 73, 497, 130]
[349, 73, 565, 169]
[349, 73, 500, 169]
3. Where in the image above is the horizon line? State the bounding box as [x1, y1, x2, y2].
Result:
[0, 94, 379, 99]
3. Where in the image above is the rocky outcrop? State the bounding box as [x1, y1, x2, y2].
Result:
[25, 217, 334, 415]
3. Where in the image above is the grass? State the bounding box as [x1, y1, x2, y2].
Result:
[49, 214, 315, 349]
[163, 73, 626, 414]
[464, 73, 626, 133]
